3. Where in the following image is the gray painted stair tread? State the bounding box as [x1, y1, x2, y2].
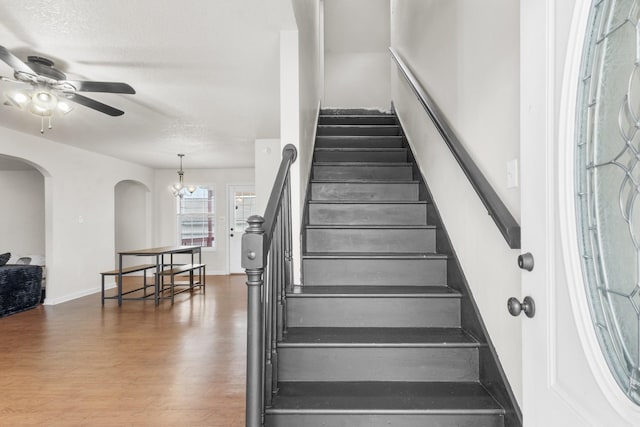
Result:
[281, 327, 480, 346]
[289, 286, 459, 297]
[321, 109, 393, 115]
[316, 135, 401, 139]
[311, 179, 419, 183]
[305, 225, 435, 230]
[308, 199, 424, 204]
[316, 142, 405, 150]
[317, 125, 399, 129]
[315, 147, 405, 152]
[313, 161, 412, 166]
[303, 252, 447, 259]
[318, 114, 394, 118]
[315, 135, 401, 139]
[268, 382, 504, 413]
[306, 201, 427, 208]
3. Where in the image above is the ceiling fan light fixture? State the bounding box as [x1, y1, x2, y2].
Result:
[5, 90, 30, 109]
[31, 89, 57, 110]
[29, 103, 54, 117]
[0, 45, 136, 133]
[36, 91, 51, 102]
[56, 100, 73, 115]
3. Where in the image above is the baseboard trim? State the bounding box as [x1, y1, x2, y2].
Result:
[44, 286, 102, 305]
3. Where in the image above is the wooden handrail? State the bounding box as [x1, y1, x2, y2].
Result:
[262, 144, 297, 250]
[390, 47, 521, 249]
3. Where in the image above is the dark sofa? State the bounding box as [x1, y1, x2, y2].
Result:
[0, 264, 43, 318]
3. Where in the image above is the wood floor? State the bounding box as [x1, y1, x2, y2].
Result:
[0, 275, 247, 426]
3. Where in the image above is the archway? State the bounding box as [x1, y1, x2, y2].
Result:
[0, 153, 47, 298]
[114, 180, 151, 268]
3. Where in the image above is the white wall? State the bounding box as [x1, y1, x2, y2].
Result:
[115, 180, 151, 268]
[0, 128, 154, 304]
[390, 0, 522, 403]
[255, 139, 283, 215]
[277, 0, 323, 284]
[280, 29, 303, 284]
[0, 169, 45, 258]
[324, 0, 390, 109]
[293, 0, 323, 195]
[391, 0, 520, 218]
[154, 167, 253, 275]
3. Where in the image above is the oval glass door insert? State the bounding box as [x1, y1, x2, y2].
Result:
[576, 0, 640, 404]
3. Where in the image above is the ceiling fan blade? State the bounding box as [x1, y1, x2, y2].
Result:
[63, 80, 135, 94]
[0, 45, 36, 75]
[64, 93, 124, 117]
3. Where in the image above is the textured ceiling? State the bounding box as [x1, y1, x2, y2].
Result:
[0, 0, 296, 168]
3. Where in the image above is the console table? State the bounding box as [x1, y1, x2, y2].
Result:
[108, 245, 203, 305]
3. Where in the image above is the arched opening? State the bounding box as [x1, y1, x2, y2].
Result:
[0, 153, 47, 299]
[114, 180, 151, 268]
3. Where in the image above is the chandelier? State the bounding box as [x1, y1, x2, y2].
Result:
[170, 154, 196, 198]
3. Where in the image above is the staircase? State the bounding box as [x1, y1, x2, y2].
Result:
[264, 110, 508, 427]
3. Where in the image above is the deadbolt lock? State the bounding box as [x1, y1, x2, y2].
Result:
[517, 252, 534, 272]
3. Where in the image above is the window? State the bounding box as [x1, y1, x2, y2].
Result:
[233, 191, 256, 234]
[177, 187, 215, 248]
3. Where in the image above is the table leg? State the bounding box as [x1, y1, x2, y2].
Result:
[155, 254, 161, 305]
[118, 254, 123, 306]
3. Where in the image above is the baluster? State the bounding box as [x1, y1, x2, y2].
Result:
[275, 210, 284, 342]
[271, 216, 281, 395]
[241, 215, 265, 427]
[263, 251, 273, 408]
[282, 177, 292, 336]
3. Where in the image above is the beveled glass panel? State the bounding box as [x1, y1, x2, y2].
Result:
[576, 0, 640, 405]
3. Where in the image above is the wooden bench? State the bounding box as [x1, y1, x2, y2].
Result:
[100, 264, 157, 304]
[158, 263, 206, 303]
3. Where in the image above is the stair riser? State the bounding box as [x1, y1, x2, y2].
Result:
[315, 150, 407, 162]
[315, 136, 403, 148]
[266, 414, 504, 427]
[305, 228, 436, 253]
[308, 203, 427, 226]
[303, 258, 447, 286]
[279, 347, 479, 382]
[311, 182, 419, 201]
[313, 165, 413, 180]
[287, 298, 460, 327]
[318, 116, 397, 125]
[317, 125, 400, 136]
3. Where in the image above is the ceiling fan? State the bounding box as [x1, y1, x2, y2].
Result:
[0, 45, 135, 131]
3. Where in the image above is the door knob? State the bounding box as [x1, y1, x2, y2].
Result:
[508, 296, 535, 318]
[517, 252, 534, 271]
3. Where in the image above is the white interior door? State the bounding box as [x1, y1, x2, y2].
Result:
[521, 0, 640, 425]
[228, 185, 256, 274]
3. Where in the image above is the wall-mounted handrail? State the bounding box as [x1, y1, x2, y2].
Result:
[242, 144, 297, 427]
[390, 47, 521, 249]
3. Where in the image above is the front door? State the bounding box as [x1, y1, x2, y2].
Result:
[228, 185, 256, 274]
[521, 0, 640, 425]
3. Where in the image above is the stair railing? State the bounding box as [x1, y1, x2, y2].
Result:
[242, 144, 297, 427]
[390, 47, 521, 249]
